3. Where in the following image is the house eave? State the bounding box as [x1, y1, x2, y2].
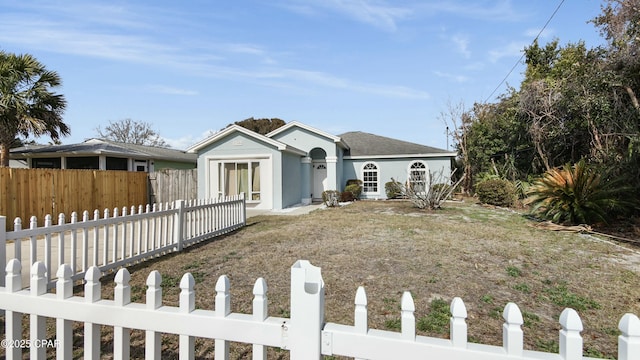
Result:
[344, 152, 457, 160]
[187, 125, 300, 155]
[266, 121, 350, 150]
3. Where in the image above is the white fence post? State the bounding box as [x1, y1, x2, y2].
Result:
[450, 297, 467, 348]
[179, 273, 195, 360]
[56, 264, 73, 360]
[30, 262, 47, 360]
[146, 271, 163, 360]
[253, 278, 268, 360]
[290, 260, 324, 359]
[559, 308, 583, 360]
[401, 292, 416, 341]
[44, 215, 52, 285]
[85, 266, 102, 360]
[0, 215, 6, 287]
[175, 199, 185, 251]
[5, 259, 22, 360]
[503, 302, 524, 357]
[215, 275, 231, 360]
[618, 313, 640, 360]
[114, 268, 132, 360]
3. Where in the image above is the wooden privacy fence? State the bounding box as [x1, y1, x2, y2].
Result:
[0, 260, 638, 360]
[0, 195, 246, 288]
[0, 168, 148, 229]
[148, 168, 197, 204]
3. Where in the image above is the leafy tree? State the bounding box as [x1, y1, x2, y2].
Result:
[592, 0, 640, 111]
[453, 1, 640, 207]
[0, 51, 68, 167]
[95, 118, 170, 147]
[465, 92, 533, 182]
[231, 117, 286, 135]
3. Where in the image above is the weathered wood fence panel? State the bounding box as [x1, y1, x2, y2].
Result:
[0, 195, 245, 288]
[0, 168, 148, 229]
[148, 169, 197, 204]
[0, 260, 638, 359]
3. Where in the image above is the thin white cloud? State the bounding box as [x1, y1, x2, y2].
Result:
[282, 69, 430, 99]
[451, 34, 471, 58]
[146, 85, 199, 96]
[420, 0, 525, 22]
[0, 2, 427, 100]
[524, 27, 555, 40]
[281, 0, 413, 31]
[434, 71, 469, 83]
[164, 129, 217, 150]
[488, 41, 527, 63]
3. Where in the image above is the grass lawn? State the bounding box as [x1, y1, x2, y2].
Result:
[78, 200, 640, 358]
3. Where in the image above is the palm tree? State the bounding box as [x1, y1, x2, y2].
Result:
[0, 51, 69, 167]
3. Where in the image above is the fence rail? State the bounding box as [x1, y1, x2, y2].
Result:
[0, 195, 246, 288]
[0, 260, 638, 360]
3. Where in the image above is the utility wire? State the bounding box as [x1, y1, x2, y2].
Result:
[483, 0, 566, 103]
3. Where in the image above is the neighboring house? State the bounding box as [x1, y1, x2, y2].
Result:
[187, 121, 456, 210]
[9, 138, 196, 172]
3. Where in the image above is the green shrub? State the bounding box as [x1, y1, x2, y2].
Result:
[385, 180, 403, 199]
[344, 183, 362, 199]
[346, 179, 363, 187]
[475, 178, 516, 207]
[525, 160, 637, 225]
[321, 190, 340, 207]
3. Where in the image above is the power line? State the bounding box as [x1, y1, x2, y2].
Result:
[483, 0, 566, 103]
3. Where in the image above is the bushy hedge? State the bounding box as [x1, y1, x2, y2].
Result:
[385, 180, 403, 199]
[475, 179, 516, 207]
[344, 183, 362, 199]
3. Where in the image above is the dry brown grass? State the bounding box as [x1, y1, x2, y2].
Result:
[8, 199, 640, 359]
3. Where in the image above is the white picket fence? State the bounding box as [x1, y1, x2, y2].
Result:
[1, 259, 638, 360]
[0, 195, 246, 288]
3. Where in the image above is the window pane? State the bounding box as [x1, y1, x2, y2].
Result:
[32, 158, 61, 169]
[106, 157, 128, 170]
[67, 156, 99, 169]
[252, 162, 260, 192]
[224, 163, 236, 195]
[237, 163, 249, 195]
[363, 163, 378, 193]
[251, 162, 260, 200]
[409, 162, 427, 192]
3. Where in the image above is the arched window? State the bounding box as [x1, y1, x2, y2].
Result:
[362, 162, 379, 194]
[408, 161, 428, 193]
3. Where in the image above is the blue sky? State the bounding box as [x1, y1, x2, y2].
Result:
[0, 0, 605, 150]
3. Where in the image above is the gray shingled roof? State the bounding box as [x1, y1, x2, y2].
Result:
[339, 131, 451, 157]
[10, 139, 196, 163]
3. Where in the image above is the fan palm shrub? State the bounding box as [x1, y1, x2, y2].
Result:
[525, 160, 637, 225]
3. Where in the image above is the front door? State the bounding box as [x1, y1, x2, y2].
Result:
[313, 162, 327, 200]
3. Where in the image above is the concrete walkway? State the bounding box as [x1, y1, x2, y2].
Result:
[246, 203, 324, 218]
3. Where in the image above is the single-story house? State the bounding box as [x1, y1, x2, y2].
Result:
[9, 138, 196, 172]
[187, 121, 456, 210]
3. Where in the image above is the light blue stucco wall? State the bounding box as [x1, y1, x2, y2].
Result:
[281, 151, 303, 208]
[194, 132, 283, 206]
[270, 127, 338, 156]
[271, 127, 347, 192]
[342, 157, 453, 199]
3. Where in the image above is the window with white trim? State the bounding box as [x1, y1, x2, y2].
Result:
[362, 162, 379, 194]
[218, 161, 261, 201]
[408, 161, 428, 193]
